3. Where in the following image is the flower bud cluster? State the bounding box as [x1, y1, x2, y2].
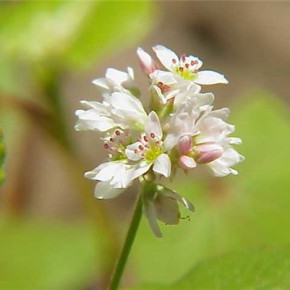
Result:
[75, 45, 244, 236]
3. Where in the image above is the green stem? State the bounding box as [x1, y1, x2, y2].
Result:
[108, 192, 143, 290]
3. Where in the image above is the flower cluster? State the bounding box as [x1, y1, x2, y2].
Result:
[75, 45, 244, 237]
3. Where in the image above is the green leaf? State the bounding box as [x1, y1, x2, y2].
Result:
[0, 219, 99, 290]
[125, 245, 290, 290]
[128, 90, 290, 285]
[65, 1, 154, 67]
[0, 1, 153, 67]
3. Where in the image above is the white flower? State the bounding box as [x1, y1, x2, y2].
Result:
[163, 91, 214, 151]
[92, 67, 140, 96]
[153, 45, 228, 85]
[174, 106, 244, 176]
[125, 111, 171, 179]
[149, 69, 200, 104]
[193, 107, 244, 176]
[75, 92, 147, 132]
[143, 184, 194, 237]
[84, 160, 135, 199]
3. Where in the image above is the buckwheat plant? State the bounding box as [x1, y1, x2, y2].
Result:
[75, 45, 244, 290]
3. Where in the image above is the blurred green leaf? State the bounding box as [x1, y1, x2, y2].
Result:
[66, 1, 154, 67]
[128, 91, 290, 285]
[0, 129, 4, 183]
[0, 220, 99, 290]
[125, 245, 290, 290]
[0, 1, 154, 69]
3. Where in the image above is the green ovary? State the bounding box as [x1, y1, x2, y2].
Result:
[144, 145, 162, 162]
[173, 66, 197, 81]
[110, 152, 126, 161]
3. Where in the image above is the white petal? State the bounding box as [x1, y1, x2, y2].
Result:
[228, 137, 242, 145]
[221, 147, 244, 165]
[137, 47, 153, 66]
[75, 113, 116, 132]
[127, 67, 134, 80]
[186, 55, 203, 70]
[92, 78, 111, 90]
[163, 133, 180, 152]
[195, 116, 232, 144]
[195, 70, 228, 85]
[125, 142, 143, 161]
[137, 48, 157, 75]
[153, 154, 171, 177]
[131, 162, 152, 180]
[109, 92, 146, 118]
[209, 108, 230, 120]
[145, 111, 162, 139]
[79, 100, 109, 113]
[94, 181, 124, 199]
[209, 160, 235, 177]
[153, 45, 179, 71]
[209, 148, 244, 176]
[84, 161, 124, 181]
[105, 68, 129, 85]
[192, 92, 215, 108]
[150, 70, 177, 84]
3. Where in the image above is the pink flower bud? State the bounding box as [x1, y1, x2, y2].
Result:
[177, 135, 192, 154]
[179, 155, 196, 169]
[194, 143, 223, 164]
[137, 47, 158, 75]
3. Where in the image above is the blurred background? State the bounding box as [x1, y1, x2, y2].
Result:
[1, 1, 290, 289]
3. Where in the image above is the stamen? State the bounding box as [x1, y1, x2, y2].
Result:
[143, 136, 148, 142]
[138, 145, 144, 150]
[103, 129, 130, 160]
[181, 55, 186, 62]
[185, 63, 189, 68]
[172, 58, 177, 64]
[179, 67, 184, 72]
[150, 132, 155, 138]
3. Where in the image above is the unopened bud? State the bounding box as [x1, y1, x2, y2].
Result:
[194, 143, 223, 164]
[177, 135, 192, 154]
[179, 155, 196, 169]
[137, 47, 158, 75]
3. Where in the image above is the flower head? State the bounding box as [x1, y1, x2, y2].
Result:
[75, 44, 243, 237]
